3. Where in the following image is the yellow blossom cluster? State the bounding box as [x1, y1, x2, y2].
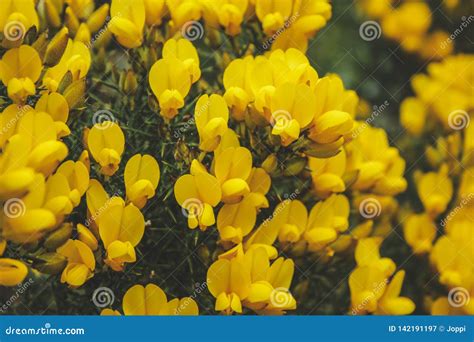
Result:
[358, 0, 454, 60]
[0, 0, 469, 317]
[399, 53, 473, 315]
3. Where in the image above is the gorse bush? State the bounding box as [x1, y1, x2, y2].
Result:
[0, 0, 472, 316]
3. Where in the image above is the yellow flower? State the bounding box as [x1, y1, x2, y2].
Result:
[14, 113, 69, 176]
[217, 196, 257, 244]
[430, 214, 472, 289]
[87, 121, 125, 176]
[223, 55, 255, 120]
[375, 271, 415, 315]
[35, 92, 71, 138]
[57, 239, 95, 287]
[245, 167, 271, 209]
[174, 161, 222, 230]
[56, 160, 90, 203]
[67, 0, 95, 20]
[162, 38, 201, 83]
[104, 240, 136, 272]
[43, 39, 91, 91]
[0, 0, 39, 42]
[347, 124, 406, 196]
[410, 55, 473, 128]
[166, 0, 202, 28]
[124, 154, 160, 209]
[431, 296, 470, 315]
[77, 223, 98, 251]
[400, 97, 427, 136]
[349, 265, 387, 314]
[149, 57, 192, 119]
[222, 0, 249, 35]
[0, 45, 42, 103]
[358, 0, 392, 19]
[255, 0, 292, 36]
[403, 214, 436, 254]
[0, 258, 28, 286]
[273, 200, 308, 244]
[214, 147, 252, 203]
[121, 283, 199, 315]
[1, 174, 57, 244]
[309, 149, 346, 198]
[207, 256, 251, 313]
[350, 266, 415, 315]
[195, 94, 229, 151]
[271, 0, 332, 52]
[99, 200, 145, 271]
[144, 0, 166, 26]
[304, 195, 349, 252]
[244, 247, 296, 314]
[269, 83, 316, 146]
[415, 164, 453, 218]
[355, 237, 396, 277]
[381, 2, 431, 53]
[109, 0, 145, 48]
